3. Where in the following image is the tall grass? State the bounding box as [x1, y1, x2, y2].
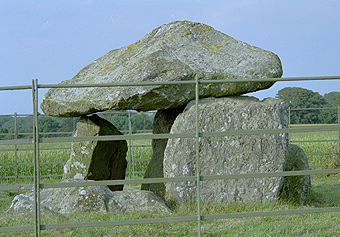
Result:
[0, 128, 340, 236]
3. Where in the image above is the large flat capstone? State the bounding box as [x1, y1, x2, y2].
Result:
[164, 96, 289, 204]
[40, 20, 282, 117]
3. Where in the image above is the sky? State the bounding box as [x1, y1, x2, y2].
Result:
[1, 0, 340, 115]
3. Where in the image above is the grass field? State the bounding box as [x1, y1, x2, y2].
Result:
[0, 126, 339, 236]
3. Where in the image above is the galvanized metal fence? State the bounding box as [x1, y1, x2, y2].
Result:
[1, 107, 338, 181]
[1, 75, 340, 236]
[0, 111, 153, 181]
[288, 107, 340, 169]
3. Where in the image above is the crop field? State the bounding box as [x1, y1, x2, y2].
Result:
[0, 126, 339, 236]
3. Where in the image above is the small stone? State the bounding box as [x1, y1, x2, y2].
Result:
[4, 181, 171, 217]
[278, 144, 311, 205]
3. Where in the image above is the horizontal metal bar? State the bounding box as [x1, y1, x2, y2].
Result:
[39, 132, 194, 143]
[0, 183, 33, 191]
[40, 176, 197, 189]
[291, 139, 339, 143]
[39, 168, 340, 189]
[39, 147, 70, 151]
[1, 206, 340, 233]
[290, 107, 339, 111]
[41, 174, 63, 178]
[36, 76, 340, 89]
[0, 139, 32, 145]
[38, 80, 196, 89]
[200, 168, 340, 181]
[202, 206, 340, 221]
[203, 75, 340, 83]
[305, 153, 339, 156]
[201, 125, 339, 138]
[0, 85, 32, 91]
[36, 125, 340, 144]
[0, 163, 16, 166]
[129, 145, 152, 148]
[0, 225, 34, 233]
[0, 114, 33, 117]
[41, 215, 197, 231]
[0, 176, 17, 179]
[39, 132, 72, 135]
[39, 161, 65, 165]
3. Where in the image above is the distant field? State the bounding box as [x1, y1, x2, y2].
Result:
[289, 124, 339, 169]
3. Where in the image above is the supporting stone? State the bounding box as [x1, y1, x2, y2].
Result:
[141, 108, 184, 199]
[164, 96, 290, 204]
[278, 144, 311, 205]
[62, 114, 127, 191]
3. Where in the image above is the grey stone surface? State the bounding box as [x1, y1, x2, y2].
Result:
[278, 144, 311, 205]
[4, 180, 171, 217]
[164, 96, 289, 204]
[62, 114, 127, 191]
[141, 108, 183, 199]
[40, 20, 282, 117]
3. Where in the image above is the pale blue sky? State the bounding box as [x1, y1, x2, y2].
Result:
[1, 0, 340, 114]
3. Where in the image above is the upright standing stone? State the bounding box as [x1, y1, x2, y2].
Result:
[141, 108, 184, 199]
[278, 144, 311, 205]
[62, 114, 127, 191]
[164, 96, 289, 204]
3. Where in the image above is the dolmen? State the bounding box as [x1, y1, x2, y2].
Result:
[6, 20, 310, 216]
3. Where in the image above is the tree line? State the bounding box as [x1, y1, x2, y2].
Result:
[276, 87, 340, 124]
[0, 87, 339, 139]
[0, 112, 154, 139]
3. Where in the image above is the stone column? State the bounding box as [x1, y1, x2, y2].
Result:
[141, 108, 183, 199]
[62, 114, 127, 191]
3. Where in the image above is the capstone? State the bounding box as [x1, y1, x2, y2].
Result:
[40, 20, 282, 117]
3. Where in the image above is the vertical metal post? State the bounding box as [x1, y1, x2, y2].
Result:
[288, 107, 291, 128]
[14, 112, 18, 182]
[73, 117, 76, 132]
[32, 79, 40, 237]
[128, 110, 134, 179]
[338, 107, 340, 157]
[195, 74, 201, 236]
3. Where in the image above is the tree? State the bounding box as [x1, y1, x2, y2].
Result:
[0, 128, 9, 140]
[276, 87, 327, 124]
[58, 117, 78, 133]
[131, 113, 153, 132]
[319, 92, 340, 124]
[38, 116, 60, 137]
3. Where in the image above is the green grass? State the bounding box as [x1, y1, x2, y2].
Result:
[0, 128, 340, 236]
[289, 125, 340, 169]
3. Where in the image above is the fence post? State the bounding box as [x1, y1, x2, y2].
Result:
[338, 106, 340, 157]
[288, 107, 291, 128]
[32, 79, 41, 237]
[14, 112, 18, 182]
[128, 110, 134, 179]
[195, 74, 201, 237]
